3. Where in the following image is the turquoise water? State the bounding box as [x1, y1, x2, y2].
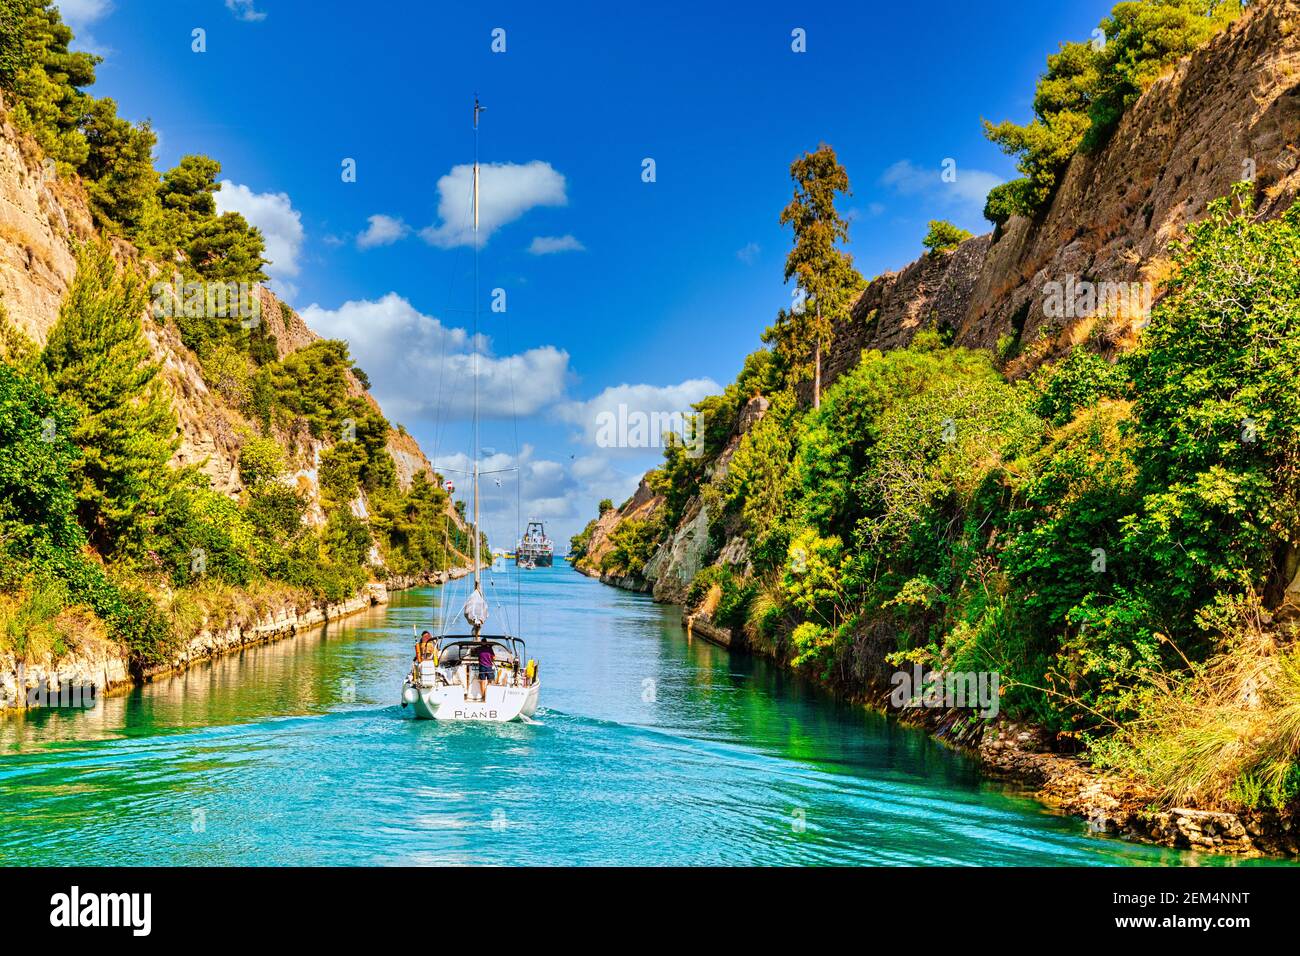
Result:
[0, 566, 1260, 865]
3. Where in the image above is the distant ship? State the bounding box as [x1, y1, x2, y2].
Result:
[516, 520, 554, 567]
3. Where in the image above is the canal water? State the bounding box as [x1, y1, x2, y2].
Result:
[0, 565, 1264, 865]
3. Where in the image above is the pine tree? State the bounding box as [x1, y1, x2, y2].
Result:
[774, 144, 861, 409]
[41, 243, 178, 556]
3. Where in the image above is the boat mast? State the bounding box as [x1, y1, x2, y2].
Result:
[472, 96, 483, 615]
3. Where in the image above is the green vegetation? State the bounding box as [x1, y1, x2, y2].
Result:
[763, 144, 863, 409]
[569, 500, 607, 561]
[922, 220, 973, 255]
[1, 240, 468, 667]
[660, 182, 1300, 811]
[0, 7, 467, 673]
[0, 1, 267, 274]
[41, 244, 177, 556]
[983, 0, 1242, 224]
[599, 517, 663, 578]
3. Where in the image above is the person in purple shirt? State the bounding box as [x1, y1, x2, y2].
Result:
[477, 643, 495, 699]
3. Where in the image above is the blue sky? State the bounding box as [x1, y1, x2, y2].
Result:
[58, 0, 1114, 548]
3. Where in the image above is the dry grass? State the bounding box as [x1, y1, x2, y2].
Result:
[1092, 601, 1300, 810]
[743, 579, 784, 655]
[0, 583, 106, 663]
[157, 578, 315, 642]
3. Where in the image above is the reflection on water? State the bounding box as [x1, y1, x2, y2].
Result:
[0, 567, 1279, 866]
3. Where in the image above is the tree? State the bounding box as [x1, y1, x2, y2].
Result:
[374, 471, 454, 575]
[922, 220, 974, 255]
[773, 144, 862, 409]
[80, 96, 159, 234]
[0, 360, 81, 552]
[159, 154, 222, 221]
[3, 1, 98, 169]
[1084, 0, 1241, 152]
[1123, 183, 1300, 616]
[982, 2, 1242, 224]
[0, 0, 30, 89]
[40, 243, 178, 556]
[983, 39, 1097, 222]
[598, 498, 614, 514]
[186, 211, 268, 283]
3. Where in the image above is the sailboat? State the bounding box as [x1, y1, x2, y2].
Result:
[399, 98, 541, 723]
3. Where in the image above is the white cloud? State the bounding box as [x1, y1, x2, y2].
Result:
[431, 445, 644, 556]
[226, 0, 267, 22]
[216, 180, 305, 298]
[299, 294, 570, 422]
[880, 160, 1003, 226]
[421, 161, 567, 249]
[56, 0, 112, 28]
[557, 378, 721, 454]
[56, 0, 113, 55]
[736, 242, 760, 265]
[357, 214, 409, 250]
[527, 234, 585, 255]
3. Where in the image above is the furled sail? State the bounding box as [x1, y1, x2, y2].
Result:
[463, 588, 489, 629]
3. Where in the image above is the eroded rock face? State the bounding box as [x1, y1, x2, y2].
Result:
[820, 1, 1300, 387]
[575, 476, 664, 578]
[0, 112, 84, 345]
[645, 501, 711, 605]
[811, 236, 991, 400]
[0, 104, 471, 706]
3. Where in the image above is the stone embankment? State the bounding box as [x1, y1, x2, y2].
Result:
[0, 567, 476, 715]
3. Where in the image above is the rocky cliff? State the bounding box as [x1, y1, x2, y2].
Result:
[0, 101, 458, 529]
[823, 0, 1300, 387]
[569, 1, 1300, 857]
[0, 97, 469, 709]
[589, 0, 1300, 606]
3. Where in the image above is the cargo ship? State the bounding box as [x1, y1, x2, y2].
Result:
[516, 520, 554, 567]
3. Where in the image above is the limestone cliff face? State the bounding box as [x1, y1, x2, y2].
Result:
[826, 0, 1300, 385]
[576, 395, 770, 604]
[0, 108, 90, 344]
[586, 0, 1300, 607]
[0, 103, 464, 546]
[575, 476, 663, 588]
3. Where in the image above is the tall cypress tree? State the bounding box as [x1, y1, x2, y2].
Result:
[773, 144, 861, 409]
[41, 243, 178, 556]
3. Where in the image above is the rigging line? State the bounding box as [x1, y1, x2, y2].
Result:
[516, 461, 522, 634]
[472, 95, 483, 602]
[491, 140, 524, 639]
[479, 471, 507, 634]
[428, 176, 475, 474]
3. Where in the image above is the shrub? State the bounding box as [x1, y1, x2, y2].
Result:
[922, 219, 974, 255]
[983, 1, 1241, 221]
[41, 243, 178, 557]
[237, 432, 287, 488]
[686, 565, 756, 632]
[0, 359, 81, 551]
[1123, 184, 1300, 624]
[1026, 347, 1129, 425]
[600, 517, 663, 577]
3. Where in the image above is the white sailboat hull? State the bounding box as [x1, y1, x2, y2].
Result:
[404, 678, 540, 722]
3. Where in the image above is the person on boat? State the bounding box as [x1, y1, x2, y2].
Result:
[418, 631, 436, 661]
[477, 642, 495, 698]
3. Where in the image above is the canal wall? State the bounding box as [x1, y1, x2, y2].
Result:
[579, 562, 1300, 858]
[0, 565, 476, 716]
